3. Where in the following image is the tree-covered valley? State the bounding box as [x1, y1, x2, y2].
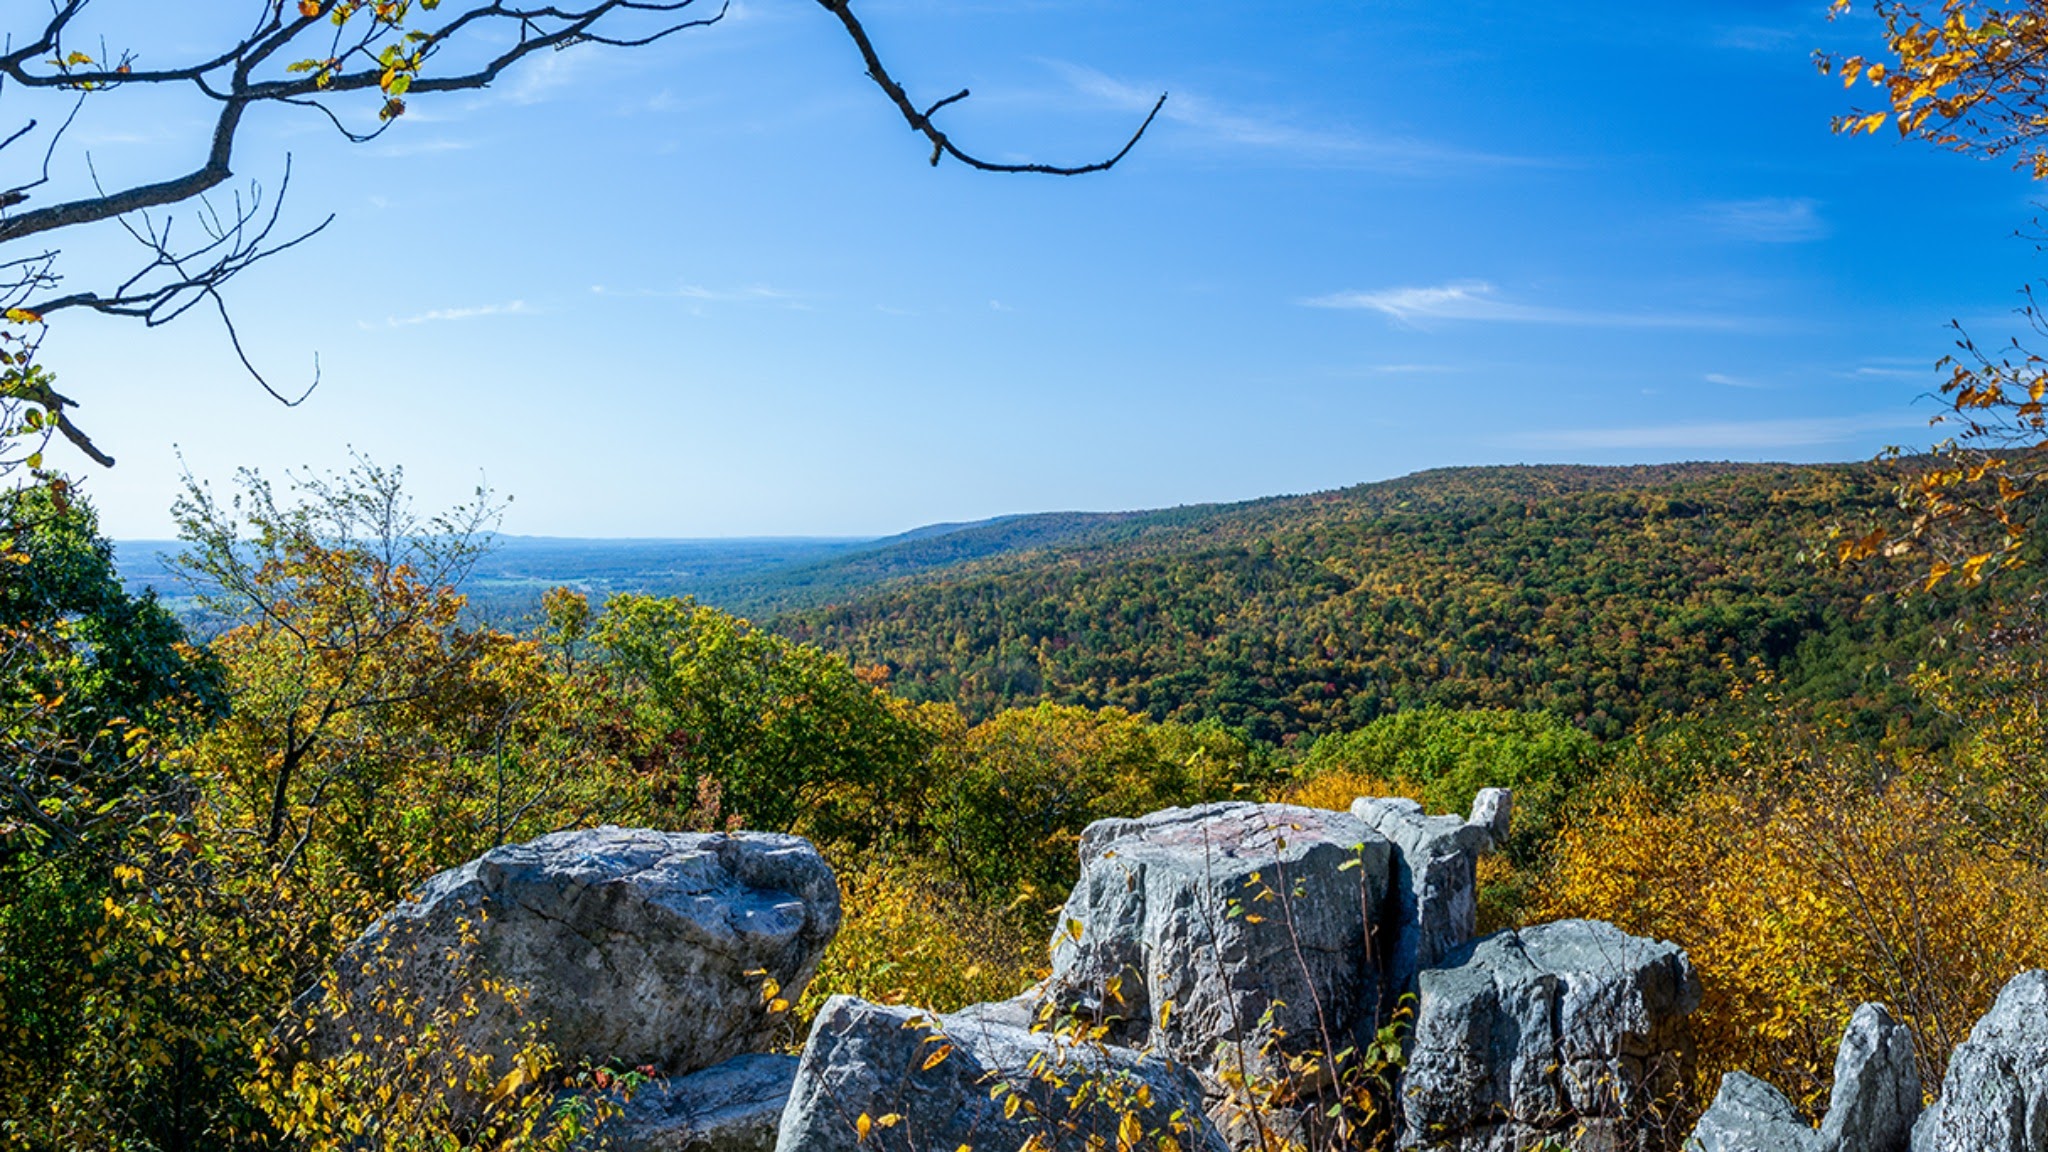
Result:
[15, 0, 2048, 1148]
[18, 453, 2037, 1148]
[776, 461, 1974, 745]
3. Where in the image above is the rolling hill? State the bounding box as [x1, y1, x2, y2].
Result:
[772, 462, 1987, 743]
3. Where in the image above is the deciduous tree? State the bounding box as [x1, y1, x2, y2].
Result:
[1829, 1, 2048, 583]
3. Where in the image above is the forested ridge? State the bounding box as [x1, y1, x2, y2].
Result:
[780, 462, 1987, 742]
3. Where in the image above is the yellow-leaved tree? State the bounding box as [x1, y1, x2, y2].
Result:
[1829, 0, 2048, 583]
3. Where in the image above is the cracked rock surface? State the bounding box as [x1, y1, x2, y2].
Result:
[1039, 802, 1395, 1087]
[1911, 969, 2048, 1152]
[319, 826, 840, 1084]
[1400, 918, 1702, 1152]
[1687, 1072, 1816, 1152]
[1818, 1002, 1918, 1152]
[1350, 794, 1500, 1000]
[602, 1053, 798, 1152]
[776, 996, 1227, 1152]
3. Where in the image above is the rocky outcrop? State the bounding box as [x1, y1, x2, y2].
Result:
[1040, 802, 1395, 1089]
[1818, 1003, 1918, 1152]
[604, 1054, 798, 1152]
[1351, 789, 1510, 999]
[1911, 969, 2048, 1152]
[1401, 918, 1702, 1152]
[307, 799, 1729, 1152]
[318, 826, 840, 1080]
[774, 995, 1227, 1152]
[1683, 1003, 1918, 1152]
[1688, 1073, 1815, 1152]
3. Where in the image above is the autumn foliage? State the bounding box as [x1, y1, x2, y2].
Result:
[1534, 673, 2048, 1112]
[11, 443, 2048, 1149]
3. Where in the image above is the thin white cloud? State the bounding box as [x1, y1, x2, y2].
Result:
[1700, 198, 1829, 243]
[590, 284, 800, 305]
[1302, 280, 1743, 329]
[1848, 357, 1940, 379]
[1506, 413, 1924, 452]
[1705, 372, 1768, 389]
[500, 50, 588, 106]
[1047, 62, 1539, 171]
[372, 300, 533, 328]
[1715, 25, 1802, 52]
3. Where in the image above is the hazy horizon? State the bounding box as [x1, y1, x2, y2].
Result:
[19, 1, 2011, 539]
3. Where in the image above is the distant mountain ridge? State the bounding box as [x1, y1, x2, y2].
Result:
[774, 461, 1994, 743]
[118, 461, 1998, 747]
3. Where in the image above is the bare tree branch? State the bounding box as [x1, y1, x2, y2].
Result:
[815, 0, 1166, 175]
[0, 0, 1159, 470]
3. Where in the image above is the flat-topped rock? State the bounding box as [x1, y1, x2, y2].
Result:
[1042, 802, 1395, 1091]
[1402, 919, 1701, 1151]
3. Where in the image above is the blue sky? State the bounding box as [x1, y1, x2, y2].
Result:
[21, 0, 2048, 537]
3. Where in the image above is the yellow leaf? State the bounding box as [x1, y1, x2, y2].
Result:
[856, 1113, 873, 1141]
[921, 1044, 953, 1070]
[488, 1063, 530, 1104]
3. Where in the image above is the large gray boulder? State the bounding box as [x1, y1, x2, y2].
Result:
[1350, 792, 1508, 1001]
[1401, 919, 1702, 1152]
[1040, 802, 1395, 1089]
[603, 1054, 797, 1152]
[1682, 1002, 1919, 1152]
[318, 826, 840, 1081]
[775, 995, 1227, 1152]
[1687, 1073, 1814, 1152]
[1911, 969, 2048, 1152]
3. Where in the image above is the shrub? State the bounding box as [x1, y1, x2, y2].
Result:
[797, 859, 1047, 1037]
[1536, 757, 2048, 1111]
[930, 704, 1264, 902]
[1295, 707, 1601, 862]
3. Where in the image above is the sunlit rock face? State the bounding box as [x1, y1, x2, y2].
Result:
[773, 995, 1228, 1152]
[1351, 789, 1509, 999]
[316, 826, 841, 1083]
[1685, 1003, 1919, 1152]
[1040, 801, 1396, 1087]
[1911, 969, 2048, 1152]
[1400, 918, 1703, 1152]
